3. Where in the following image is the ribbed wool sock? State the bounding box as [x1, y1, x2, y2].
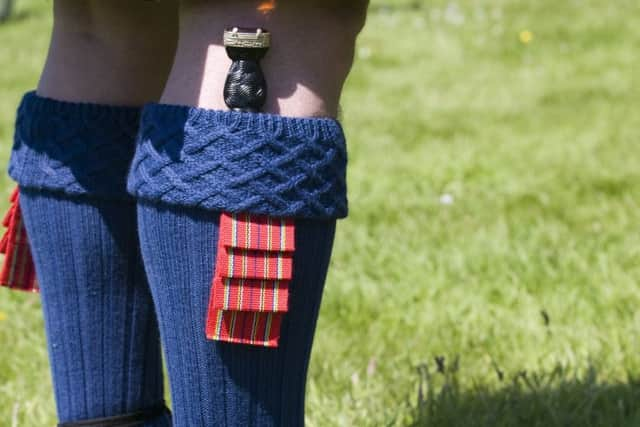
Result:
[127, 104, 348, 426]
[7, 92, 170, 426]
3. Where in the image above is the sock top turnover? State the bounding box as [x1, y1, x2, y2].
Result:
[8, 91, 141, 200]
[127, 103, 349, 219]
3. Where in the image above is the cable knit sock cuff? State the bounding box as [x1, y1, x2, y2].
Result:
[8, 91, 141, 200]
[127, 103, 349, 219]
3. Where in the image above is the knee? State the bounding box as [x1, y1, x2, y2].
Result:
[40, 0, 178, 104]
[52, 0, 177, 57]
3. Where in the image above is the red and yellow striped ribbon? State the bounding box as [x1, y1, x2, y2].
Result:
[219, 213, 295, 252]
[206, 212, 295, 347]
[210, 276, 289, 312]
[0, 187, 39, 293]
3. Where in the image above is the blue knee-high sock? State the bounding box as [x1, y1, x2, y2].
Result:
[7, 92, 170, 426]
[137, 205, 335, 426]
[127, 104, 348, 426]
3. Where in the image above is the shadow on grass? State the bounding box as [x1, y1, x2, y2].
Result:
[408, 357, 640, 427]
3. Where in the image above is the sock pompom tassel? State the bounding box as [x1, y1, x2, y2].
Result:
[205, 212, 295, 347]
[0, 186, 38, 292]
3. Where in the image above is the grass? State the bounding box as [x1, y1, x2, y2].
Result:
[1, 0, 639, 425]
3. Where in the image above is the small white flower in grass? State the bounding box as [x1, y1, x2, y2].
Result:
[351, 372, 360, 386]
[439, 193, 455, 205]
[358, 46, 372, 60]
[367, 357, 377, 376]
[11, 402, 19, 427]
[444, 3, 465, 26]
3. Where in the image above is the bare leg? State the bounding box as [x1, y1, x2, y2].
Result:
[14, 1, 179, 424]
[38, 0, 178, 105]
[129, 1, 369, 425]
[162, 0, 368, 117]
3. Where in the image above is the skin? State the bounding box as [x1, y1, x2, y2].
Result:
[162, 0, 369, 117]
[37, 0, 369, 117]
[37, 0, 179, 106]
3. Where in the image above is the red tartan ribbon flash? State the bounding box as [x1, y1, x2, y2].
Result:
[0, 187, 297, 347]
[0, 187, 38, 292]
[206, 212, 295, 347]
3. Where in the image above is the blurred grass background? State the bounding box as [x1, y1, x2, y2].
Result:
[1, 0, 639, 425]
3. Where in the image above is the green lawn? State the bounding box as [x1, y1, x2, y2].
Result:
[1, 0, 639, 426]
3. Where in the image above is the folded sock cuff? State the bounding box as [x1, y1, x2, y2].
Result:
[8, 91, 141, 200]
[127, 103, 348, 219]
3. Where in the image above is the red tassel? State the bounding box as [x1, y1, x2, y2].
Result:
[0, 187, 39, 292]
[206, 212, 295, 347]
